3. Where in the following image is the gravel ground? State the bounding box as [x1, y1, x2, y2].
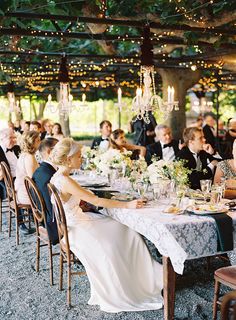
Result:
[0, 204, 230, 320]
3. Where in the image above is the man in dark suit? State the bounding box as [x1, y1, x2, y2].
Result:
[145, 125, 180, 165]
[203, 113, 216, 150]
[0, 128, 21, 199]
[32, 138, 59, 244]
[91, 120, 112, 151]
[177, 127, 219, 190]
[130, 111, 157, 147]
[0, 128, 32, 233]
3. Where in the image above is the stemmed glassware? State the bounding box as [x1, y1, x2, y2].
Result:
[136, 181, 149, 198]
[200, 180, 212, 202]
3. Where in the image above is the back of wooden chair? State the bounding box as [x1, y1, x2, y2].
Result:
[221, 290, 236, 320]
[47, 183, 70, 257]
[24, 176, 46, 231]
[1, 161, 17, 208]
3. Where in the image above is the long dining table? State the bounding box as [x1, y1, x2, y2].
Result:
[73, 173, 236, 319]
[102, 200, 236, 320]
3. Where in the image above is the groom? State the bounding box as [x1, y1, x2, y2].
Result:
[32, 137, 59, 244]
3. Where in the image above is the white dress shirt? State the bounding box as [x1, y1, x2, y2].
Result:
[160, 142, 175, 161]
[99, 136, 110, 152]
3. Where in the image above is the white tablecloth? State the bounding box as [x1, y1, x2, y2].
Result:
[103, 202, 236, 274]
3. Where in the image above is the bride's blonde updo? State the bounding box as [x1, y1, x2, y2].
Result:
[50, 137, 81, 166]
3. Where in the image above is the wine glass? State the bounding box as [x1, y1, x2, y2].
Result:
[136, 181, 148, 198]
[200, 179, 212, 202]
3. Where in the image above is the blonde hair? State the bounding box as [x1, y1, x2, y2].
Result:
[20, 131, 40, 154]
[50, 138, 81, 166]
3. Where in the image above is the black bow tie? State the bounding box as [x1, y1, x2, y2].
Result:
[6, 147, 14, 153]
[101, 138, 109, 141]
[163, 142, 173, 148]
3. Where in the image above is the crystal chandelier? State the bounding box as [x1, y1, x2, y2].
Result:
[132, 26, 179, 123]
[46, 55, 74, 120]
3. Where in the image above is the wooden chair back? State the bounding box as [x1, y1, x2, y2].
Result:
[1, 161, 17, 209]
[47, 183, 70, 257]
[24, 176, 47, 230]
[221, 290, 236, 320]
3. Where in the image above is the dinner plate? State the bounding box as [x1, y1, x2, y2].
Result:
[187, 204, 228, 215]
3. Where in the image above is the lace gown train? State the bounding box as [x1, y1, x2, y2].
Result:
[51, 173, 163, 313]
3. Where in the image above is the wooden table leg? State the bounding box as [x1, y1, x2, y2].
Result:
[163, 256, 176, 320]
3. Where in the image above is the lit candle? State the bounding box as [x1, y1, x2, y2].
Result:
[136, 87, 142, 105]
[69, 94, 73, 102]
[171, 86, 175, 104]
[167, 86, 171, 104]
[118, 87, 122, 105]
[82, 93, 86, 103]
[48, 94, 52, 102]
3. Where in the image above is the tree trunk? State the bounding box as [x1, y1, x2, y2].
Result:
[38, 102, 46, 120]
[158, 69, 201, 139]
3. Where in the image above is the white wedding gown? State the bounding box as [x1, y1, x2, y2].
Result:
[51, 173, 163, 313]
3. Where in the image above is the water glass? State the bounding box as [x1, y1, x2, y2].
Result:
[210, 185, 223, 204]
[152, 183, 161, 201]
[200, 179, 212, 202]
[136, 181, 148, 198]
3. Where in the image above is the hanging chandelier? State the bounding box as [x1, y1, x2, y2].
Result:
[46, 55, 74, 120]
[131, 26, 179, 123]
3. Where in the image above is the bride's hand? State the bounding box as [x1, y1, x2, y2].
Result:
[126, 199, 144, 209]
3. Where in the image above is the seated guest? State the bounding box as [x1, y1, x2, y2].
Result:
[145, 124, 179, 165]
[32, 138, 59, 244]
[30, 121, 42, 134]
[41, 119, 53, 140]
[15, 131, 41, 205]
[202, 113, 216, 150]
[177, 127, 219, 190]
[110, 129, 146, 158]
[222, 118, 236, 159]
[21, 120, 30, 134]
[214, 139, 236, 198]
[52, 122, 64, 141]
[91, 120, 112, 151]
[0, 128, 20, 198]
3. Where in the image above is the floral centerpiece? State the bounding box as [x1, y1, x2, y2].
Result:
[93, 148, 132, 176]
[81, 146, 98, 170]
[127, 157, 149, 183]
[147, 159, 191, 187]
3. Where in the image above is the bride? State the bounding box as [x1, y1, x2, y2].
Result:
[50, 138, 163, 313]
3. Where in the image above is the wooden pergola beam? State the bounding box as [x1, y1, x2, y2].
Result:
[5, 12, 236, 36]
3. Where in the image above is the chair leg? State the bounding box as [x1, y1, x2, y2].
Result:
[0, 198, 2, 232]
[59, 253, 64, 291]
[8, 211, 12, 237]
[67, 261, 71, 307]
[48, 242, 53, 286]
[36, 238, 40, 272]
[16, 218, 19, 246]
[213, 280, 220, 320]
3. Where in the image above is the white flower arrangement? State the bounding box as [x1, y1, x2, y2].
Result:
[93, 148, 132, 176]
[147, 159, 190, 186]
[81, 146, 98, 170]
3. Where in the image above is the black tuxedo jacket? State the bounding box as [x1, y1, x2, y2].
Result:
[0, 145, 21, 199]
[91, 136, 109, 149]
[145, 140, 179, 165]
[203, 124, 216, 149]
[32, 162, 58, 245]
[176, 146, 216, 190]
